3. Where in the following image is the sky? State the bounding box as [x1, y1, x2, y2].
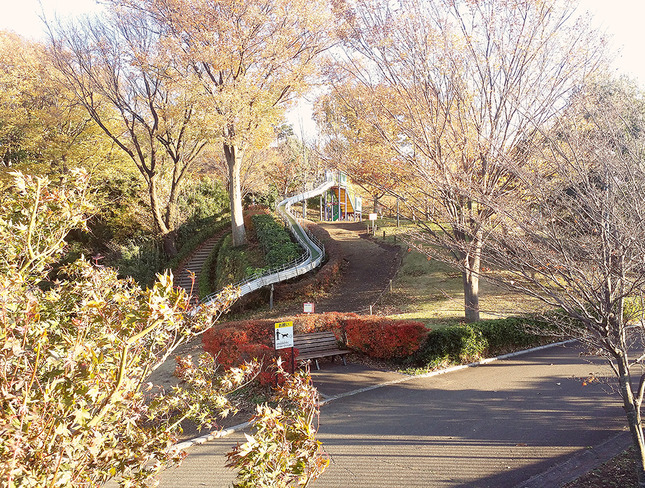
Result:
[1, 0, 645, 140]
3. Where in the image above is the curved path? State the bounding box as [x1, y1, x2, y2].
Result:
[302, 221, 402, 314]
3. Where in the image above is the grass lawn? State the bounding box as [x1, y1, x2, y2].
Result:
[374, 218, 548, 327]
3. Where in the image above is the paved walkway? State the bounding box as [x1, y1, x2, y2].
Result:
[154, 342, 629, 487]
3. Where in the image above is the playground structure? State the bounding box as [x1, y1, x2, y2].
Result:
[200, 170, 340, 308]
[321, 170, 363, 221]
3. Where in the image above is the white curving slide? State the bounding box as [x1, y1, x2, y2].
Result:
[200, 170, 337, 308]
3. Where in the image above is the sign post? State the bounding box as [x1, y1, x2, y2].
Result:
[369, 213, 378, 236]
[303, 302, 315, 314]
[274, 321, 295, 373]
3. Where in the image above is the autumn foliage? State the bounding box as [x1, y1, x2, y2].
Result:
[202, 312, 428, 365]
[226, 363, 329, 487]
[344, 317, 427, 359]
[0, 171, 254, 486]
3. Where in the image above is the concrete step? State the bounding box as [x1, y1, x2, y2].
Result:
[173, 229, 228, 296]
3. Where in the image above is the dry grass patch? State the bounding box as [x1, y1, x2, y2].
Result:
[374, 219, 549, 325]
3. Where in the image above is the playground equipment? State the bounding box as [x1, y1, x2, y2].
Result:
[200, 171, 338, 308]
[321, 171, 363, 221]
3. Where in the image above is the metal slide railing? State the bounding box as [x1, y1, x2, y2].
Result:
[200, 171, 337, 308]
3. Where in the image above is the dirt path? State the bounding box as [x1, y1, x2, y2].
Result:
[311, 221, 402, 313]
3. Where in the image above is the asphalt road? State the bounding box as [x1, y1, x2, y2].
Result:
[155, 343, 628, 488]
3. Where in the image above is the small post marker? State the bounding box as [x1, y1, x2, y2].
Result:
[369, 213, 377, 237]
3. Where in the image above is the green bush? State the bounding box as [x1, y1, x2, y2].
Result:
[116, 239, 165, 286]
[90, 172, 152, 244]
[214, 235, 265, 289]
[413, 316, 553, 368]
[252, 214, 302, 267]
[474, 317, 547, 351]
[244, 185, 279, 209]
[177, 176, 229, 246]
[415, 325, 488, 364]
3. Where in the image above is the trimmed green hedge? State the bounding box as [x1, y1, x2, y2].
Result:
[252, 214, 302, 268]
[214, 235, 250, 290]
[415, 325, 487, 364]
[412, 316, 554, 368]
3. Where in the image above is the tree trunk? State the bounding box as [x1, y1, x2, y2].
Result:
[148, 175, 177, 257]
[224, 142, 246, 247]
[462, 236, 482, 323]
[162, 231, 178, 257]
[163, 199, 179, 257]
[463, 267, 480, 323]
[166, 174, 181, 234]
[616, 355, 645, 487]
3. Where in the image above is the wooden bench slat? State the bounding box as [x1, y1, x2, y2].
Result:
[295, 341, 340, 349]
[290, 331, 350, 370]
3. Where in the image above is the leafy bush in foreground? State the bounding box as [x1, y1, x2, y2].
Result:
[0, 171, 325, 487]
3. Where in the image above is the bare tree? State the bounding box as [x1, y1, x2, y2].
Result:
[331, 0, 605, 321]
[422, 79, 645, 485]
[48, 8, 208, 256]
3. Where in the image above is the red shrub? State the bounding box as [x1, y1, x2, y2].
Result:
[202, 323, 285, 386]
[203, 323, 271, 365]
[203, 313, 426, 368]
[202, 327, 249, 368]
[345, 318, 428, 360]
[238, 343, 273, 363]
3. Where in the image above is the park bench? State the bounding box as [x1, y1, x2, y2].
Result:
[293, 331, 351, 370]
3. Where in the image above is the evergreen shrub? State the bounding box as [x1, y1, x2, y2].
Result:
[252, 214, 303, 267]
[413, 316, 554, 367]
